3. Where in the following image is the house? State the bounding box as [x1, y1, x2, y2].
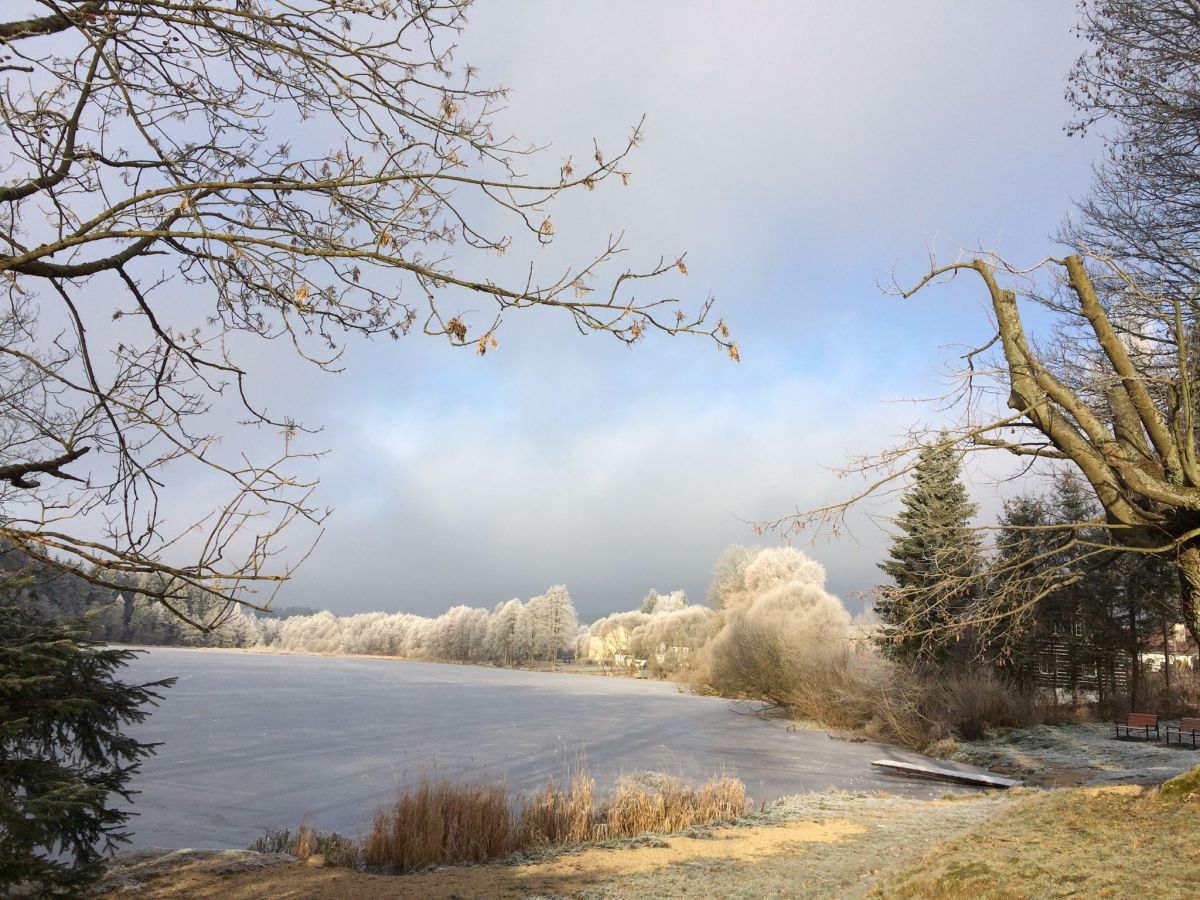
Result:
[585, 625, 631, 665]
[1139, 623, 1199, 672]
[652, 644, 692, 667]
[612, 652, 647, 670]
[1034, 623, 1129, 702]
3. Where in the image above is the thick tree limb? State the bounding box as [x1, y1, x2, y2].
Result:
[0, 446, 90, 488]
[0, 2, 104, 43]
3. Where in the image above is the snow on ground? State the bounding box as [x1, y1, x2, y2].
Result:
[949, 722, 1200, 785]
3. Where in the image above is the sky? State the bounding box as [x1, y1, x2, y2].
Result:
[113, 2, 1109, 620]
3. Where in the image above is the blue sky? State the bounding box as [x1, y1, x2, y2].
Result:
[266, 1, 1103, 619]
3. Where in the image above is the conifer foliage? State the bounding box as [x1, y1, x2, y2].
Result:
[0, 584, 173, 894]
[988, 473, 1181, 704]
[878, 441, 981, 664]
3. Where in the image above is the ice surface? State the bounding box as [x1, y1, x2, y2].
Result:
[118, 648, 993, 849]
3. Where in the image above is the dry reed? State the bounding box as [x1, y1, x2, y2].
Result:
[350, 770, 748, 873]
[362, 780, 516, 870]
[519, 772, 596, 845]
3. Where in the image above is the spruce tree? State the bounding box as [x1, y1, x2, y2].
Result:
[985, 493, 1053, 680]
[877, 440, 981, 665]
[0, 581, 174, 894]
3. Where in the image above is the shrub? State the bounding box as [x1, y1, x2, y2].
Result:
[701, 620, 1034, 750]
[922, 669, 1026, 741]
[705, 599, 850, 708]
[250, 816, 360, 867]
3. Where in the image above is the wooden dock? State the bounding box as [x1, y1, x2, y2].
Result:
[871, 759, 1021, 789]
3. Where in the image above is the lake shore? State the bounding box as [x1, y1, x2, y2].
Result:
[119, 648, 982, 851]
[99, 777, 1200, 898]
[98, 788, 1010, 898]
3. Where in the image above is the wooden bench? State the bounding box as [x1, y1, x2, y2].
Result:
[1165, 717, 1200, 749]
[1114, 712, 1160, 741]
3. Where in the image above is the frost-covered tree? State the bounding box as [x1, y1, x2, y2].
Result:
[629, 605, 714, 674]
[640, 589, 688, 615]
[126, 596, 183, 647]
[485, 599, 524, 666]
[706, 546, 757, 610]
[701, 546, 851, 703]
[526, 585, 578, 669]
[639, 589, 661, 614]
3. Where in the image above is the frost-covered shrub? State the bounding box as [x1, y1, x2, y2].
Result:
[628, 606, 715, 675]
[700, 546, 852, 706]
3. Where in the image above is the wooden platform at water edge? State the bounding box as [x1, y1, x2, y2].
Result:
[871, 759, 1022, 789]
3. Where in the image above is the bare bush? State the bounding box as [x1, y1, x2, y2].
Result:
[924, 669, 1026, 741]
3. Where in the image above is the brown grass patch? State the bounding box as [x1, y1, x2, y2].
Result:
[519, 772, 596, 845]
[604, 772, 747, 837]
[870, 783, 1200, 898]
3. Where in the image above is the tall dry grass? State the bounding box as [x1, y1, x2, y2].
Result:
[603, 772, 746, 836]
[294, 770, 752, 873]
[519, 772, 596, 845]
[363, 780, 517, 870]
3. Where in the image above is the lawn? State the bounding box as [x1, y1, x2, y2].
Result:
[874, 774, 1200, 899]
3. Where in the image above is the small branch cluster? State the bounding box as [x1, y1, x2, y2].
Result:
[0, 1, 732, 619]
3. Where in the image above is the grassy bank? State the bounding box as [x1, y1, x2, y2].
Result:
[100, 764, 1200, 898]
[875, 771, 1200, 898]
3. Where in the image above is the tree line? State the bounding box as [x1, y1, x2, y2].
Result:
[877, 441, 1189, 710]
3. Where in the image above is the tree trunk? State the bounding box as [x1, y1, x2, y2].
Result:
[1128, 600, 1140, 710]
[1162, 612, 1172, 703]
[1175, 545, 1200, 651]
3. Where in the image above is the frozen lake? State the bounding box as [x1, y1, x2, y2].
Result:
[120, 647, 989, 849]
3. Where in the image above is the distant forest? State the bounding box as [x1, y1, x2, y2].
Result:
[0, 541, 678, 669]
[0, 540, 847, 689]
